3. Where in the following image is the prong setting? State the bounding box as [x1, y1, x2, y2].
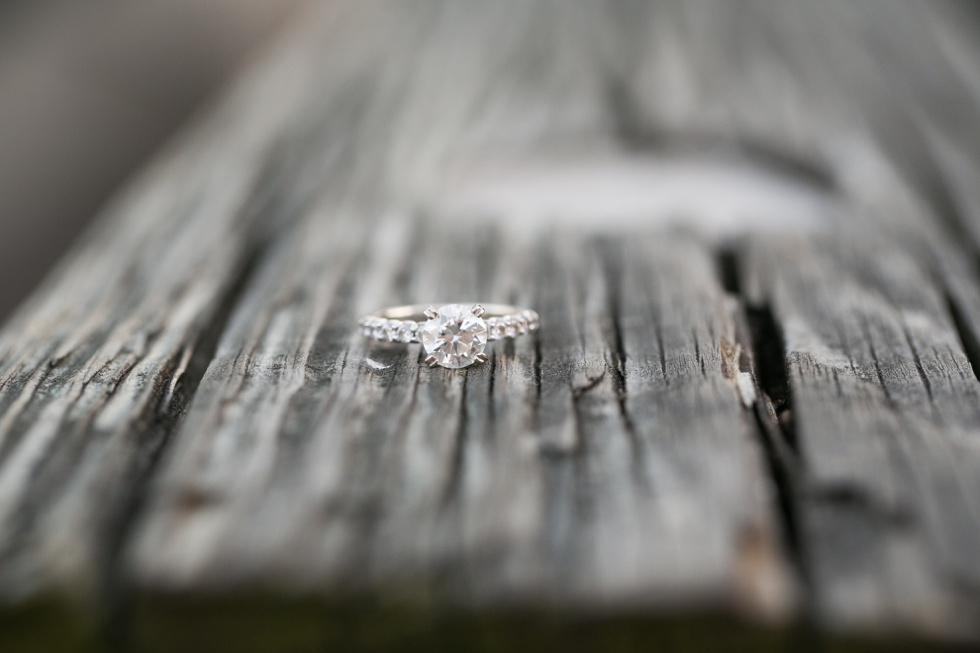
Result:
[474, 353, 489, 364]
[418, 304, 489, 369]
[471, 304, 486, 317]
[425, 355, 439, 368]
[424, 306, 439, 319]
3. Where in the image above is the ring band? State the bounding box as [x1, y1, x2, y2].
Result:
[359, 303, 538, 369]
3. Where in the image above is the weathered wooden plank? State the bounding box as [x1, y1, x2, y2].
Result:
[0, 2, 361, 642]
[126, 213, 794, 617]
[1, 0, 980, 650]
[744, 221, 980, 639]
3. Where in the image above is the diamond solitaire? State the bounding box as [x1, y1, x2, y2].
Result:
[359, 303, 539, 369]
[419, 304, 488, 369]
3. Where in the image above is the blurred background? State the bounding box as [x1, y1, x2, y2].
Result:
[0, 0, 304, 322]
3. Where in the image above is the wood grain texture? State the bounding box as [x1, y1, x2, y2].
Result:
[744, 222, 980, 639]
[129, 222, 791, 613]
[1, 1, 980, 650]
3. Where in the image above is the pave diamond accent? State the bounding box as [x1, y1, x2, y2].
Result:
[419, 304, 488, 369]
[395, 320, 418, 343]
[487, 318, 505, 341]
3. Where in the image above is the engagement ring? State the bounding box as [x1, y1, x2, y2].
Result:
[359, 303, 539, 369]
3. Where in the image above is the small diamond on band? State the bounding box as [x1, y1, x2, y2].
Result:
[358, 303, 539, 369]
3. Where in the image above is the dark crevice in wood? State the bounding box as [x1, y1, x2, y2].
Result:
[103, 244, 266, 651]
[748, 398, 812, 620]
[598, 240, 645, 487]
[608, 316, 630, 412]
[743, 335, 813, 629]
[745, 304, 797, 453]
[716, 246, 742, 296]
[600, 242, 628, 402]
[653, 315, 667, 385]
[720, 249, 811, 624]
[487, 350, 497, 437]
[945, 292, 980, 383]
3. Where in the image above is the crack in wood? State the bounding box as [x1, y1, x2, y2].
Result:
[721, 248, 808, 618]
[743, 305, 797, 455]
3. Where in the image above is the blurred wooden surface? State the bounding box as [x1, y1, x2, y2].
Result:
[2, 1, 980, 651]
[0, 0, 304, 322]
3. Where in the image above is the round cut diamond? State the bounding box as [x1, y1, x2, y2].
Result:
[420, 304, 488, 369]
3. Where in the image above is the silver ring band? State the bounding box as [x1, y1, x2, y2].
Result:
[358, 303, 538, 369]
[359, 304, 538, 343]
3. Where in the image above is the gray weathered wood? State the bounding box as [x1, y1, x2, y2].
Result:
[2, 1, 980, 650]
[745, 222, 980, 639]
